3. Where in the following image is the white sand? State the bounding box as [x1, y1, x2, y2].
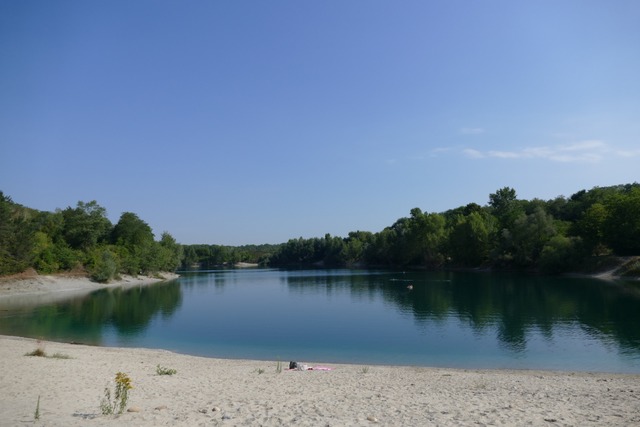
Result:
[0, 274, 639, 426]
[1, 336, 639, 426]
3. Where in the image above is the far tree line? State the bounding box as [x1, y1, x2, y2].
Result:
[1, 183, 639, 279]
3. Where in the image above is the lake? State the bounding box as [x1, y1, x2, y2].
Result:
[1, 268, 639, 373]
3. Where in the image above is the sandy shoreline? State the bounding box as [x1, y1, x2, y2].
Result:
[0, 272, 179, 308]
[1, 336, 638, 426]
[1, 274, 639, 425]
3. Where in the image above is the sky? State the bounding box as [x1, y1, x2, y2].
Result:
[1, 1, 639, 245]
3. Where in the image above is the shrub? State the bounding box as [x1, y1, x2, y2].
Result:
[25, 341, 46, 357]
[90, 249, 118, 283]
[539, 235, 584, 274]
[156, 364, 177, 376]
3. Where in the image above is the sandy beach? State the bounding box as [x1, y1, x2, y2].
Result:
[0, 275, 639, 426]
[1, 336, 639, 426]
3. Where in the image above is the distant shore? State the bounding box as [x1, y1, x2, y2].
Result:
[0, 271, 179, 307]
[234, 262, 260, 268]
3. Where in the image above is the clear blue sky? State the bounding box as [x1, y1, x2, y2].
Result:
[1, 1, 639, 245]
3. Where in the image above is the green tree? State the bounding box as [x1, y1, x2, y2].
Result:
[89, 247, 119, 282]
[111, 212, 154, 248]
[0, 192, 35, 274]
[539, 235, 584, 274]
[323, 233, 346, 266]
[30, 210, 82, 271]
[503, 207, 557, 268]
[0, 192, 21, 274]
[111, 212, 156, 274]
[406, 209, 447, 267]
[31, 231, 59, 273]
[448, 211, 493, 267]
[489, 187, 524, 231]
[62, 201, 111, 251]
[366, 227, 398, 266]
[181, 245, 199, 268]
[341, 231, 372, 265]
[158, 232, 183, 271]
[574, 202, 610, 255]
[604, 189, 640, 255]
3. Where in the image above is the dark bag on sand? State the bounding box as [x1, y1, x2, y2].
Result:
[289, 361, 298, 370]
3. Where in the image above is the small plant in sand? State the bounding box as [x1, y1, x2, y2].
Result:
[50, 352, 72, 359]
[24, 348, 73, 359]
[156, 364, 177, 376]
[275, 360, 283, 374]
[100, 372, 133, 415]
[34, 395, 41, 420]
[25, 348, 46, 357]
[25, 340, 46, 357]
[361, 366, 370, 374]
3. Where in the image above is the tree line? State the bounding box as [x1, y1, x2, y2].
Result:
[266, 184, 640, 274]
[0, 194, 182, 282]
[3, 183, 639, 278]
[180, 243, 277, 269]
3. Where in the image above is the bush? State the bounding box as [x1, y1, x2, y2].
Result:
[539, 235, 584, 274]
[90, 248, 119, 283]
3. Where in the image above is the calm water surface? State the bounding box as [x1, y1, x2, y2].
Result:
[1, 269, 639, 373]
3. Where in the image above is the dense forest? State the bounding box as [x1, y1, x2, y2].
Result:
[0, 193, 182, 282]
[265, 184, 640, 274]
[2, 183, 639, 279]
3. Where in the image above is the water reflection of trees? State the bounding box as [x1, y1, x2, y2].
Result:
[0, 280, 182, 344]
[285, 270, 640, 354]
[179, 271, 228, 289]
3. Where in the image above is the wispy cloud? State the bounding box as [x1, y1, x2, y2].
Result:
[461, 140, 630, 163]
[429, 147, 452, 157]
[462, 148, 484, 158]
[460, 127, 485, 135]
[615, 148, 640, 158]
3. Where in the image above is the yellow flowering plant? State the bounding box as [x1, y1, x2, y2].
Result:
[100, 372, 133, 415]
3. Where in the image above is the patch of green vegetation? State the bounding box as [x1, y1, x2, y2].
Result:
[156, 364, 177, 376]
[50, 352, 73, 359]
[24, 346, 72, 359]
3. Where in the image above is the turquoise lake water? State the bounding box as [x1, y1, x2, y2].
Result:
[1, 268, 639, 373]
